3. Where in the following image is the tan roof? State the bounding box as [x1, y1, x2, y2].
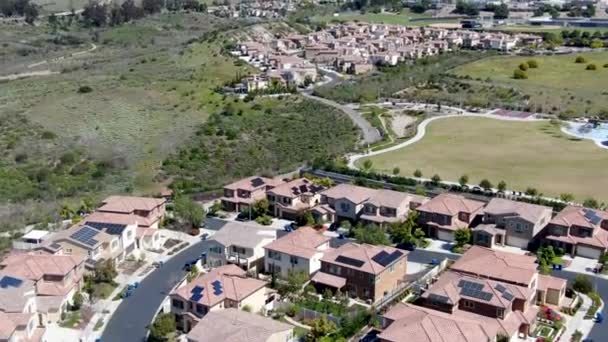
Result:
[484, 198, 551, 223]
[186, 308, 293, 342]
[320, 184, 375, 204]
[266, 178, 325, 198]
[46, 224, 114, 250]
[224, 176, 283, 191]
[173, 265, 266, 308]
[551, 205, 608, 230]
[321, 243, 407, 275]
[264, 227, 330, 259]
[538, 274, 567, 291]
[416, 193, 485, 216]
[379, 303, 494, 342]
[98, 195, 165, 213]
[210, 221, 277, 249]
[0, 272, 35, 312]
[450, 246, 537, 285]
[83, 211, 139, 226]
[0, 312, 17, 340]
[311, 271, 346, 288]
[365, 189, 427, 209]
[0, 253, 84, 280]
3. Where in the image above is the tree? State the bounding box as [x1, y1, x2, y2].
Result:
[525, 187, 538, 196]
[388, 212, 418, 244]
[537, 245, 556, 266]
[175, 195, 204, 228]
[94, 260, 117, 283]
[148, 313, 176, 342]
[583, 198, 599, 209]
[586, 64, 597, 71]
[560, 193, 574, 203]
[411, 0, 431, 13]
[479, 179, 493, 191]
[572, 274, 593, 294]
[513, 69, 528, 79]
[306, 316, 338, 342]
[454, 0, 479, 15]
[392, 167, 400, 175]
[430, 174, 441, 185]
[362, 159, 373, 172]
[278, 270, 308, 299]
[83, 276, 95, 303]
[186, 266, 199, 282]
[575, 55, 587, 63]
[590, 40, 604, 49]
[142, 0, 163, 14]
[353, 224, 390, 245]
[454, 228, 471, 247]
[493, 3, 509, 19]
[458, 174, 469, 187]
[72, 291, 84, 310]
[120, 0, 143, 22]
[497, 180, 507, 192]
[519, 62, 529, 71]
[23, 1, 38, 24]
[252, 199, 269, 218]
[527, 60, 539, 68]
[413, 169, 422, 178]
[82, 2, 107, 27]
[297, 211, 315, 226]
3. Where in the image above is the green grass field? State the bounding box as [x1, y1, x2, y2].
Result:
[452, 51, 608, 115]
[314, 11, 460, 26]
[359, 117, 608, 201]
[490, 25, 608, 34]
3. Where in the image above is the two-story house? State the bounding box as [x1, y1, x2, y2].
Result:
[81, 212, 138, 259]
[316, 184, 376, 223]
[543, 206, 608, 259]
[202, 221, 276, 273]
[359, 190, 428, 228]
[0, 273, 44, 342]
[221, 176, 283, 213]
[473, 198, 552, 249]
[96, 195, 166, 229]
[264, 227, 331, 278]
[312, 243, 408, 304]
[0, 253, 86, 326]
[266, 178, 326, 220]
[170, 265, 270, 333]
[415, 193, 485, 242]
[186, 309, 294, 342]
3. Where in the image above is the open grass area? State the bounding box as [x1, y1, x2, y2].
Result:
[313, 10, 460, 26]
[451, 51, 608, 116]
[359, 117, 608, 201]
[491, 25, 608, 34]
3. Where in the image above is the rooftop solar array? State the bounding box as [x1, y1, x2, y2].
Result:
[0, 275, 23, 289]
[494, 284, 507, 293]
[212, 280, 223, 296]
[70, 226, 100, 246]
[86, 221, 128, 235]
[502, 291, 514, 301]
[458, 280, 483, 291]
[335, 255, 365, 268]
[428, 293, 450, 304]
[583, 208, 603, 225]
[251, 177, 265, 187]
[372, 250, 404, 267]
[460, 287, 493, 301]
[190, 285, 204, 301]
[49, 242, 62, 250]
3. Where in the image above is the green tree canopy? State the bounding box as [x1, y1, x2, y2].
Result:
[175, 195, 204, 228]
[353, 224, 390, 245]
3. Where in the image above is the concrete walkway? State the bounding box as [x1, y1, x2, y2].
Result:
[561, 293, 599, 342]
[283, 315, 311, 330]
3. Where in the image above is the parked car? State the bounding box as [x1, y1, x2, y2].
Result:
[397, 242, 416, 251]
[200, 233, 209, 240]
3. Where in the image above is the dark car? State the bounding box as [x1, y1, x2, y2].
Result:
[397, 242, 417, 251]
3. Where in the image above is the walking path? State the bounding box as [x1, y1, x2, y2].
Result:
[561, 293, 601, 342]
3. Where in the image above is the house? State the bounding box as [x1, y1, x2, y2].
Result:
[0, 273, 45, 342]
[221, 176, 283, 213]
[0, 253, 85, 325]
[359, 190, 428, 228]
[96, 195, 166, 228]
[266, 178, 326, 220]
[416, 193, 485, 242]
[318, 184, 376, 223]
[81, 211, 139, 257]
[186, 308, 294, 342]
[378, 303, 494, 342]
[0, 311, 42, 342]
[312, 243, 408, 304]
[543, 206, 608, 259]
[170, 265, 271, 332]
[450, 246, 566, 307]
[264, 227, 331, 278]
[202, 221, 277, 273]
[473, 198, 552, 249]
[12, 230, 51, 251]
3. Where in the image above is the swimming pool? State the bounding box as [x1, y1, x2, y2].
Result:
[563, 122, 608, 149]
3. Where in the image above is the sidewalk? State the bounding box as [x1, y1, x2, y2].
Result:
[424, 239, 457, 255]
[561, 293, 598, 341]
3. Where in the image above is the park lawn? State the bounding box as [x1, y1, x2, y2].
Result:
[451, 52, 608, 115]
[490, 25, 608, 34]
[314, 11, 460, 26]
[359, 117, 608, 201]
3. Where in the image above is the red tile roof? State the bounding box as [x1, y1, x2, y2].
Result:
[263, 227, 330, 259]
[321, 243, 407, 275]
[450, 246, 537, 285]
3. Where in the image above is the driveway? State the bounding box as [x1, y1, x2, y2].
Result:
[101, 241, 205, 342]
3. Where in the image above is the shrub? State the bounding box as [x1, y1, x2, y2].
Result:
[586, 63, 597, 70]
[575, 56, 587, 63]
[573, 274, 593, 294]
[527, 60, 539, 68]
[77, 85, 93, 93]
[513, 69, 528, 79]
[254, 215, 272, 225]
[41, 131, 57, 139]
[519, 62, 529, 71]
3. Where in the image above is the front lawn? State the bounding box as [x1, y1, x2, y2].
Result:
[361, 117, 608, 201]
[60, 310, 81, 328]
[93, 282, 118, 300]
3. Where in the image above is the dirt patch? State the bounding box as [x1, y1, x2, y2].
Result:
[388, 111, 415, 138]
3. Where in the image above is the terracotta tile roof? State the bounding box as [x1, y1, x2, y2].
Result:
[173, 265, 266, 308]
[210, 221, 277, 249]
[379, 303, 494, 342]
[365, 190, 428, 209]
[551, 205, 608, 230]
[0, 272, 35, 313]
[266, 178, 325, 198]
[311, 271, 346, 288]
[83, 211, 138, 226]
[224, 176, 283, 191]
[0, 253, 84, 280]
[416, 193, 485, 217]
[320, 184, 376, 204]
[484, 198, 552, 224]
[186, 308, 293, 342]
[321, 243, 407, 275]
[0, 312, 17, 340]
[538, 274, 567, 291]
[264, 227, 330, 259]
[449, 246, 537, 285]
[472, 223, 505, 236]
[98, 195, 165, 213]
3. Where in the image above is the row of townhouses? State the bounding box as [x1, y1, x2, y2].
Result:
[221, 175, 608, 259]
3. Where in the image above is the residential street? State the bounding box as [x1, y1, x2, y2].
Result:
[101, 240, 205, 342]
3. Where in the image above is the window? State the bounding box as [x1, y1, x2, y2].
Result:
[282, 197, 292, 205]
[232, 246, 246, 255]
[290, 256, 299, 265]
[515, 223, 524, 233]
[65, 248, 72, 254]
[463, 300, 475, 309]
[268, 250, 282, 261]
[329, 264, 341, 275]
[270, 264, 282, 274]
[172, 299, 184, 309]
[497, 308, 505, 319]
[267, 195, 276, 202]
[389, 264, 395, 273]
[340, 202, 351, 212]
[210, 246, 223, 254]
[196, 304, 206, 315]
[127, 230, 133, 239]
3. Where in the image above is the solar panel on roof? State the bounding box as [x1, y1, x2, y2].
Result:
[251, 177, 265, 187]
[459, 280, 483, 291]
[372, 250, 403, 267]
[70, 226, 100, 246]
[190, 293, 203, 301]
[0, 276, 23, 289]
[590, 214, 602, 225]
[86, 221, 127, 235]
[191, 286, 204, 294]
[50, 242, 62, 250]
[480, 292, 493, 301]
[495, 284, 506, 293]
[502, 291, 514, 301]
[428, 293, 449, 304]
[335, 255, 365, 268]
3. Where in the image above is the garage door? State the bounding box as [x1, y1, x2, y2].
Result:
[577, 245, 602, 259]
[506, 235, 529, 249]
[437, 230, 455, 242]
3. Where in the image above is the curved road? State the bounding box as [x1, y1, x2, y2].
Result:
[102, 240, 205, 342]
